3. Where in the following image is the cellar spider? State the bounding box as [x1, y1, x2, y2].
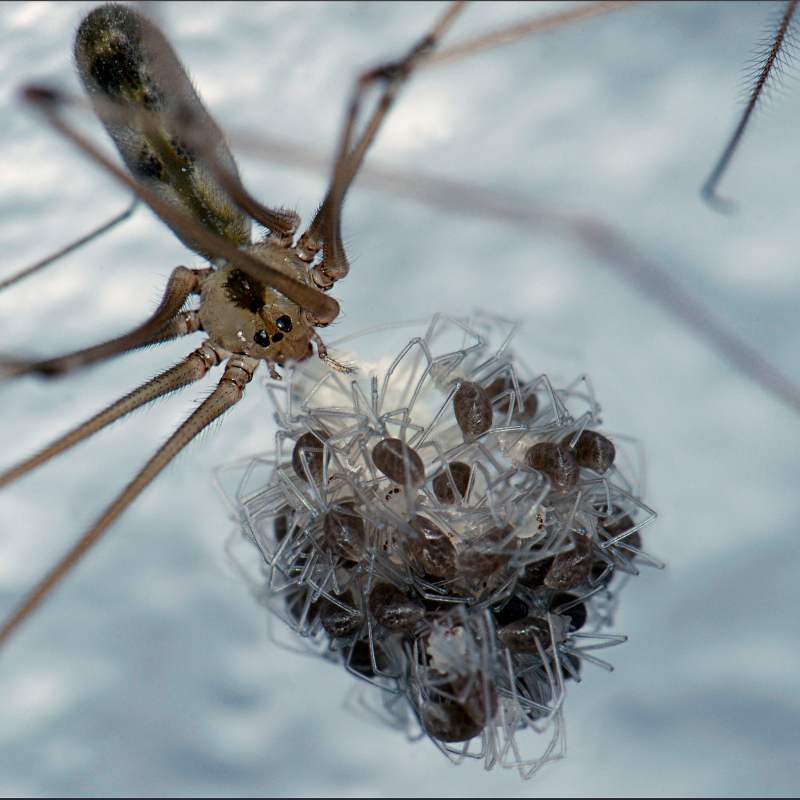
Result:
[0, 1, 798, 794]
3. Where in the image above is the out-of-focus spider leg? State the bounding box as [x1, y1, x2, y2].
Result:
[0, 350, 259, 649]
[0, 336, 219, 492]
[427, 0, 636, 68]
[1, 265, 205, 380]
[0, 199, 138, 292]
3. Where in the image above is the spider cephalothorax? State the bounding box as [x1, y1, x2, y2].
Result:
[200, 247, 317, 367]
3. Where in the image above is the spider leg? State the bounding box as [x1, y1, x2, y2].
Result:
[2, 265, 204, 380]
[144, 309, 203, 346]
[297, 2, 467, 290]
[24, 86, 339, 325]
[702, 0, 799, 211]
[0, 199, 138, 293]
[0, 338, 221, 492]
[0, 350, 259, 649]
[168, 103, 300, 245]
[427, 0, 635, 68]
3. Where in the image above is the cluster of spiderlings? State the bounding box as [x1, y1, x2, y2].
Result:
[218, 315, 659, 779]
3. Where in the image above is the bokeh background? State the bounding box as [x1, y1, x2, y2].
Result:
[0, 2, 798, 796]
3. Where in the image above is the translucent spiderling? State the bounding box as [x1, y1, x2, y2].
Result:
[431, 461, 471, 504]
[497, 615, 554, 653]
[369, 582, 425, 632]
[544, 533, 595, 591]
[457, 525, 514, 580]
[526, 441, 580, 494]
[292, 431, 327, 483]
[323, 504, 367, 562]
[221, 315, 660, 779]
[408, 516, 457, 578]
[371, 438, 426, 487]
[453, 380, 493, 439]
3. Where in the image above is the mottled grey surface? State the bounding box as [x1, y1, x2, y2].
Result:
[0, 2, 798, 796]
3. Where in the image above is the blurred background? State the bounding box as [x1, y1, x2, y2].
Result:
[0, 2, 798, 795]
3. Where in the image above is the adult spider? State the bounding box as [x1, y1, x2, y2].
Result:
[0, 2, 797, 794]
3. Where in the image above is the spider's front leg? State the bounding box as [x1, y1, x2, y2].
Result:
[296, 3, 467, 291]
[0, 349, 259, 649]
[0, 265, 207, 381]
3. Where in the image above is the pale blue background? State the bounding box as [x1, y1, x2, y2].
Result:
[0, 2, 798, 796]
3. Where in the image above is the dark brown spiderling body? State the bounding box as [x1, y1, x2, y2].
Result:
[371, 438, 426, 487]
[421, 700, 484, 743]
[564, 430, 616, 474]
[431, 461, 471, 504]
[408, 517, 457, 578]
[497, 616, 553, 654]
[320, 590, 365, 639]
[519, 555, 556, 589]
[323, 504, 366, 562]
[453, 381, 493, 439]
[526, 442, 580, 494]
[292, 431, 327, 483]
[369, 583, 425, 632]
[544, 533, 595, 591]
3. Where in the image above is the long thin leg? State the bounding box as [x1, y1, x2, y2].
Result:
[0, 199, 138, 292]
[297, 2, 467, 289]
[0, 338, 219, 492]
[0, 351, 258, 650]
[25, 87, 339, 326]
[3, 265, 203, 379]
[293, 0, 633, 287]
[169, 105, 299, 244]
[233, 130, 800, 419]
[427, 1, 636, 68]
[143, 309, 203, 346]
[702, 0, 799, 211]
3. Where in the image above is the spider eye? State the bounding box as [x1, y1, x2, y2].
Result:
[276, 315, 293, 333]
[254, 330, 270, 347]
